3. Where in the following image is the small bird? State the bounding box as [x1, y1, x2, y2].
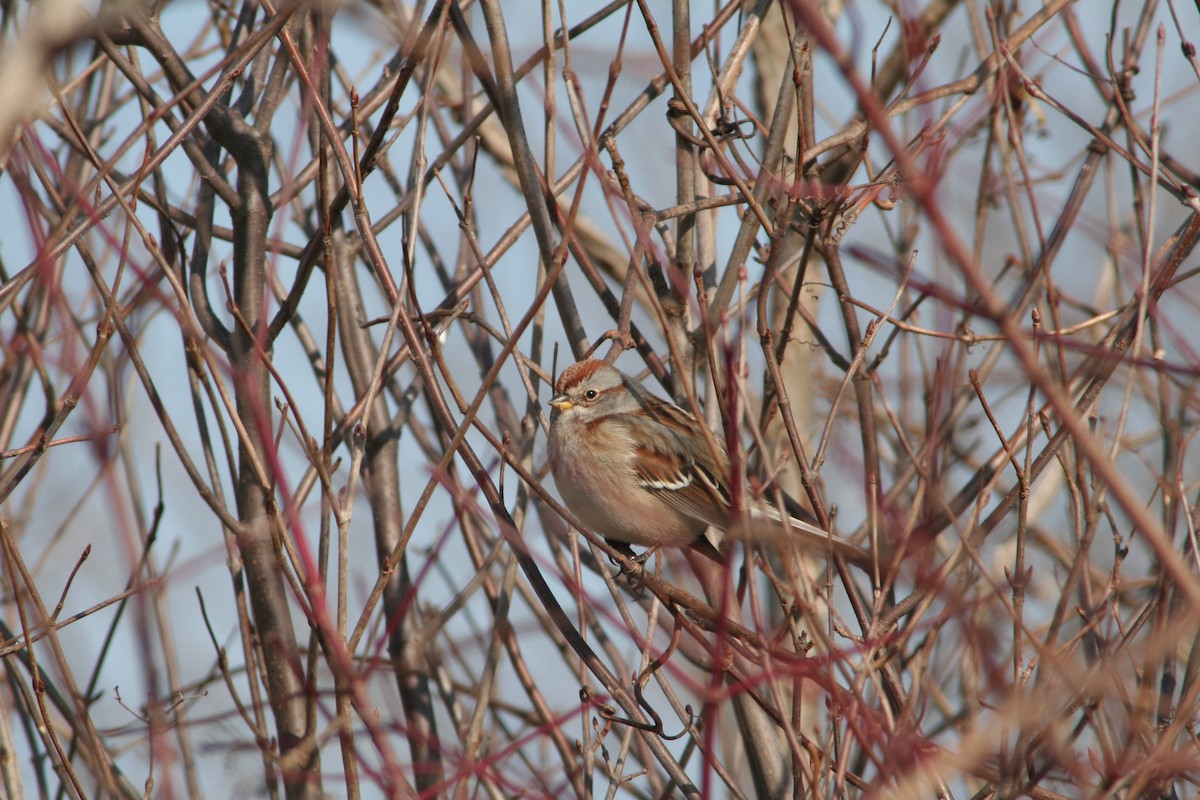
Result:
[546, 358, 878, 570]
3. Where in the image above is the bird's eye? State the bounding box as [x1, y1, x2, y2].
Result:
[583, 389, 598, 401]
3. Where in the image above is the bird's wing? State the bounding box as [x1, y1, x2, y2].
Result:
[631, 436, 731, 532]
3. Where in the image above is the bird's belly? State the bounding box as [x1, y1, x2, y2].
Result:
[553, 459, 700, 548]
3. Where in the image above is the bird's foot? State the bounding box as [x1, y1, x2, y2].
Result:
[631, 545, 661, 565]
[605, 540, 655, 591]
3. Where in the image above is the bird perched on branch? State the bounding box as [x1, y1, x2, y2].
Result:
[547, 359, 879, 571]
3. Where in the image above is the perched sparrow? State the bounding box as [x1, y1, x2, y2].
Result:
[546, 359, 878, 570]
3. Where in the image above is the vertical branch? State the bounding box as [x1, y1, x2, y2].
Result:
[667, 0, 697, 377]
